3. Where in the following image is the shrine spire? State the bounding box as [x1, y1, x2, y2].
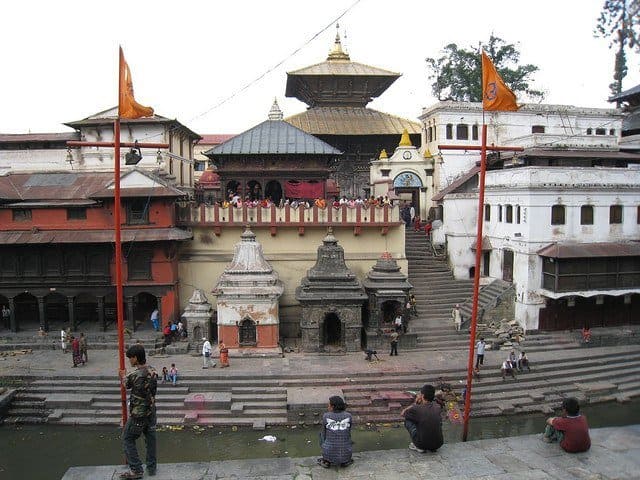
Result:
[327, 23, 350, 61]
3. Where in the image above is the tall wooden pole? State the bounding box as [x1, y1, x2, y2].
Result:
[461, 123, 488, 441]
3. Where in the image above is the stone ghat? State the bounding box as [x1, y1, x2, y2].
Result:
[176, 203, 401, 231]
[61, 425, 640, 479]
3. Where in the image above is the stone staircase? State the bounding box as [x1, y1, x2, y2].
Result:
[459, 279, 515, 329]
[4, 345, 640, 428]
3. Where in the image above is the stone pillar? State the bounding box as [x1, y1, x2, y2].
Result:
[37, 296, 46, 331]
[8, 297, 17, 332]
[68, 296, 76, 331]
[97, 297, 105, 332]
[126, 296, 135, 332]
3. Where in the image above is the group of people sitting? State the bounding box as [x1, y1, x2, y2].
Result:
[162, 320, 187, 346]
[217, 192, 395, 210]
[501, 349, 530, 380]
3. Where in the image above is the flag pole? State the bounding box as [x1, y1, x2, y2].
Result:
[462, 122, 488, 441]
[115, 48, 128, 427]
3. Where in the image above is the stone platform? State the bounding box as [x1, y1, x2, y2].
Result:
[62, 425, 640, 479]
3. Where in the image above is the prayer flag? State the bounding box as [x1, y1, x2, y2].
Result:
[119, 47, 154, 119]
[481, 51, 518, 112]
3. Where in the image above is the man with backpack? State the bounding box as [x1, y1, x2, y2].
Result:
[118, 344, 157, 479]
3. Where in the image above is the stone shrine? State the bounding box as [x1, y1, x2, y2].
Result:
[362, 251, 413, 349]
[213, 226, 284, 350]
[296, 228, 367, 352]
[181, 289, 214, 345]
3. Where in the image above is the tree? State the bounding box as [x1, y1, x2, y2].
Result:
[594, 0, 640, 101]
[425, 35, 544, 103]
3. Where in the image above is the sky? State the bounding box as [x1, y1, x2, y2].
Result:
[1, 0, 639, 136]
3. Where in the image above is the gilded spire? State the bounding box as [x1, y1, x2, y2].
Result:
[268, 98, 283, 121]
[379, 149, 388, 159]
[327, 23, 350, 61]
[398, 128, 412, 147]
[423, 148, 432, 158]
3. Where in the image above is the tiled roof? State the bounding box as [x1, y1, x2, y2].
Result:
[285, 107, 421, 136]
[609, 83, 640, 102]
[0, 228, 192, 244]
[197, 134, 236, 145]
[206, 120, 342, 156]
[537, 242, 640, 258]
[0, 132, 79, 143]
[287, 60, 399, 77]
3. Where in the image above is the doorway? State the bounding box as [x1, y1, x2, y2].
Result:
[483, 251, 491, 277]
[239, 318, 257, 346]
[502, 249, 514, 282]
[324, 313, 342, 346]
[265, 180, 283, 205]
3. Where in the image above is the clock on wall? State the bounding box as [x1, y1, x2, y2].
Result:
[402, 151, 412, 160]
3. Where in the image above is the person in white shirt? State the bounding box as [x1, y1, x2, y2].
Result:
[501, 360, 517, 380]
[61, 328, 68, 354]
[202, 337, 216, 368]
[475, 338, 486, 369]
[452, 305, 462, 332]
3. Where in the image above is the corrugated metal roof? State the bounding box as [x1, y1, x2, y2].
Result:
[2, 200, 97, 208]
[432, 166, 480, 202]
[287, 60, 399, 77]
[197, 134, 236, 145]
[537, 242, 640, 258]
[610, 83, 640, 102]
[206, 120, 342, 156]
[0, 132, 79, 143]
[285, 107, 421, 136]
[0, 228, 192, 245]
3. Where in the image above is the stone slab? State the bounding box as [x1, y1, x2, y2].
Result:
[45, 393, 93, 408]
[287, 387, 343, 410]
[574, 381, 618, 395]
[184, 391, 231, 408]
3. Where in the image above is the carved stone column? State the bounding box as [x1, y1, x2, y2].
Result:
[126, 296, 135, 332]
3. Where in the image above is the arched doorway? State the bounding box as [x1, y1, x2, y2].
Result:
[239, 318, 257, 346]
[265, 180, 283, 205]
[14, 292, 39, 331]
[226, 180, 240, 199]
[133, 292, 158, 331]
[394, 171, 423, 215]
[381, 300, 401, 326]
[75, 293, 98, 328]
[324, 313, 341, 346]
[0, 294, 10, 329]
[247, 180, 262, 201]
[44, 292, 68, 330]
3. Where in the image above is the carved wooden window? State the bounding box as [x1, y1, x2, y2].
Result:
[456, 124, 469, 140]
[580, 205, 594, 225]
[472, 124, 479, 140]
[12, 209, 31, 221]
[609, 205, 623, 224]
[67, 207, 87, 220]
[445, 124, 453, 140]
[531, 125, 545, 134]
[595, 128, 606, 136]
[127, 249, 152, 280]
[126, 199, 149, 225]
[551, 205, 565, 225]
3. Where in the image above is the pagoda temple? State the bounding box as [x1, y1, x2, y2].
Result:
[285, 27, 421, 198]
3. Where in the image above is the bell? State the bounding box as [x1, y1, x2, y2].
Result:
[66, 148, 74, 164]
[156, 149, 163, 164]
[125, 147, 142, 165]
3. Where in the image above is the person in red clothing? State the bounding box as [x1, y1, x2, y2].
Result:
[543, 397, 591, 452]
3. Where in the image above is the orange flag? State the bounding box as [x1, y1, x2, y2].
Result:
[119, 47, 154, 119]
[481, 51, 518, 112]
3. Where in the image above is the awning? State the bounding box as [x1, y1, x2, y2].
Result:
[0, 228, 192, 245]
[471, 236, 492, 251]
[537, 242, 640, 258]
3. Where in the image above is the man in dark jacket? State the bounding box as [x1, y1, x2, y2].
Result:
[401, 384, 443, 453]
[118, 345, 158, 479]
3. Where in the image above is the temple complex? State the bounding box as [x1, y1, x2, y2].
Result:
[284, 29, 421, 198]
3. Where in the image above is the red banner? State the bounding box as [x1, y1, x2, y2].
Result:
[284, 180, 324, 199]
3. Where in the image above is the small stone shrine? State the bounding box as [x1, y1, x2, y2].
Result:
[362, 251, 413, 349]
[213, 226, 284, 350]
[296, 228, 367, 352]
[182, 289, 214, 345]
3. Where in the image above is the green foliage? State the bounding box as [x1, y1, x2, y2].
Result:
[594, 0, 640, 99]
[425, 35, 544, 103]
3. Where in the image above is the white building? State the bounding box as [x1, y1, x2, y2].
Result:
[0, 107, 201, 193]
[422, 101, 640, 331]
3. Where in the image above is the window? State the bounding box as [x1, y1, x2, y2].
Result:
[67, 207, 87, 220]
[127, 250, 152, 280]
[126, 199, 149, 225]
[445, 124, 453, 140]
[505, 205, 513, 223]
[456, 124, 469, 140]
[194, 161, 206, 172]
[595, 128, 606, 136]
[431, 126, 437, 141]
[609, 129, 615, 136]
[580, 205, 594, 225]
[531, 125, 545, 134]
[637, 206, 640, 224]
[515, 205, 521, 224]
[426, 127, 431, 143]
[609, 205, 623, 224]
[12, 209, 31, 221]
[551, 204, 565, 225]
[497, 205, 503, 222]
[484, 204, 491, 222]
[472, 124, 479, 140]
[586, 128, 593, 135]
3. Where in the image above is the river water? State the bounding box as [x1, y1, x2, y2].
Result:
[2, 400, 639, 480]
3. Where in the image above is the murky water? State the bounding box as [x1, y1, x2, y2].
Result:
[2, 400, 640, 480]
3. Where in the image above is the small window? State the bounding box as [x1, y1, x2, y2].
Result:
[472, 125, 479, 140]
[531, 125, 545, 134]
[426, 127, 432, 143]
[637, 206, 640, 225]
[609, 129, 615, 136]
[580, 205, 594, 225]
[484, 204, 491, 222]
[498, 205, 503, 222]
[446, 124, 453, 140]
[551, 204, 565, 225]
[595, 128, 606, 136]
[67, 207, 87, 220]
[456, 124, 469, 140]
[505, 205, 513, 223]
[609, 205, 623, 224]
[586, 128, 593, 135]
[515, 205, 521, 224]
[12, 209, 32, 221]
[126, 199, 149, 225]
[127, 250, 152, 280]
